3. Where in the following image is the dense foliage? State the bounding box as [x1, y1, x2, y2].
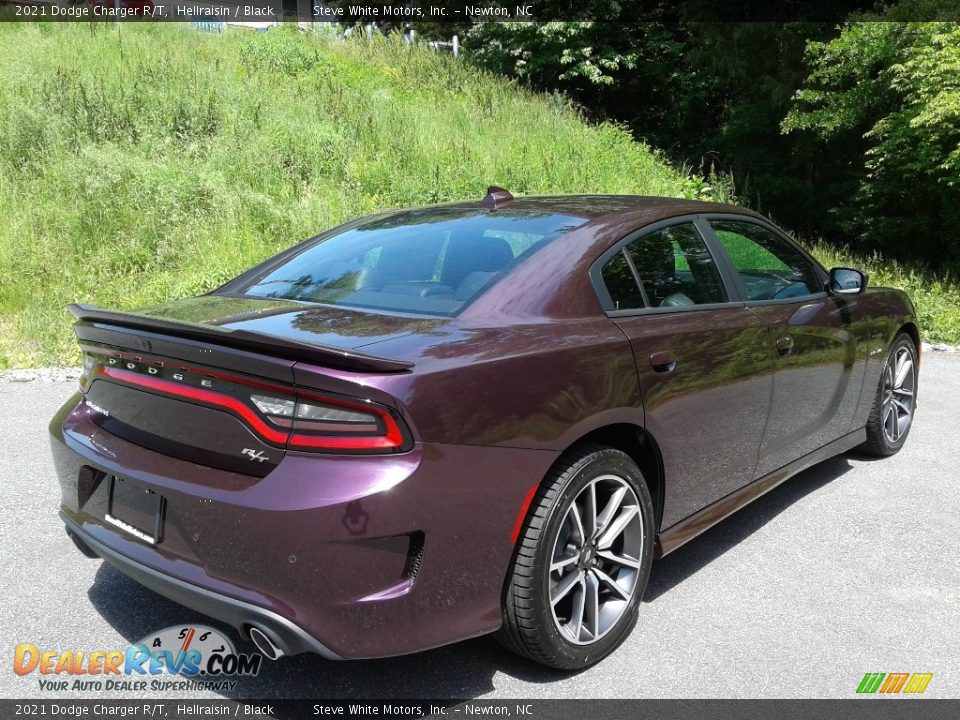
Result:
[462, 11, 960, 270]
[784, 22, 960, 264]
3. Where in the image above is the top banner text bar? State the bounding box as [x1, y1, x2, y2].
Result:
[2, 0, 958, 23]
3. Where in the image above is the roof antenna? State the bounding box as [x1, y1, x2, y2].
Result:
[483, 186, 514, 209]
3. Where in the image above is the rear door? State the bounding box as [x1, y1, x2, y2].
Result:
[702, 217, 864, 476]
[594, 218, 775, 528]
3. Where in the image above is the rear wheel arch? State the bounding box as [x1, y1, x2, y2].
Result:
[554, 424, 664, 533]
[524, 423, 665, 532]
[504, 423, 665, 589]
[501, 424, 664, 614]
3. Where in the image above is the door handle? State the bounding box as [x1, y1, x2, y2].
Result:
[776, 336, 794, 356]
[649, 350, 677, 373]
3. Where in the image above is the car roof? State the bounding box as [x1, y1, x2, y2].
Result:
[431, 194, 756, 222]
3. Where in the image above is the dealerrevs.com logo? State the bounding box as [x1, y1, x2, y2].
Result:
[14, 625, 262, 693]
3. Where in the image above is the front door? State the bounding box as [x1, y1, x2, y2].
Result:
[704, 219, 863, 476]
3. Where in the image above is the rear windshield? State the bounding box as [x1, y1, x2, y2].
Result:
[235, 207, 589, 315]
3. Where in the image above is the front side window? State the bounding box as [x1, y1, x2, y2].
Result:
[710, 221, 822, 301]
[601, 223, 727, 310]
[236, 208, 589, 315]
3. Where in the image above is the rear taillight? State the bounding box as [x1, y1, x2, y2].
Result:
[250, 391, 406, 451]
[90, 360, 409, 454]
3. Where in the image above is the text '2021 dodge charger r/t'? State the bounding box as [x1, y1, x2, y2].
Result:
[51, 189, 919, 669]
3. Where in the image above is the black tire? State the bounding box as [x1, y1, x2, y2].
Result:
[498, 444, 655, 670]
[859, 332, 918, 457]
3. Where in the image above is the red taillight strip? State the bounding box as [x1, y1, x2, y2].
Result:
[95, 365, 406, 452]
[97, 366, 289, 445]
[290, 416, 405, 450]
[291, 389, 407, 450]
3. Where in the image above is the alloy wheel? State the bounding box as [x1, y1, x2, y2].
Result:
[881, 345, 916, 444]
[548, 474, 644, 645]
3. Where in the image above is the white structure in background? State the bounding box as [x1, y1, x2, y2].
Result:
[227, 21, 278, 30]
[187, 2, 458, 53]
[428, 35, 459, 57]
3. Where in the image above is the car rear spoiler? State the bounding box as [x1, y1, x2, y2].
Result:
[68, 304, 414, 374]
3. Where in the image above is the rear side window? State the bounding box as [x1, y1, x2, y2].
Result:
[601, 252, 645, 311]
[237, 208, 588, 315]
[601, 223, 727, 310]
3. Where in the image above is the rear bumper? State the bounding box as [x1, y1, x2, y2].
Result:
[51, 393, 557, 659]
[61, 511, 341, 659]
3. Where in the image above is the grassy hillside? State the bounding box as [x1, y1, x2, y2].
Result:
[0, 25, 955, 367]
[0, 23, 719, 367]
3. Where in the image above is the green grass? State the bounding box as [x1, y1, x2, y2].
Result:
[0, 25, 955, 367]
[808, 241, 960, 346]
[0, 23, 723, 368]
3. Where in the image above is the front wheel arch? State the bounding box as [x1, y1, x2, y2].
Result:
[898, 321, 921, 364]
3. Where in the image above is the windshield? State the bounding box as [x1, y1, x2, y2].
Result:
[235, 207, 590, 315]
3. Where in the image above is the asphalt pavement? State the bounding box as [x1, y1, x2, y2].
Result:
[1, 354, 958, 699]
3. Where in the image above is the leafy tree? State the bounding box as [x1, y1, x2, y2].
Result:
[784, 22, 960, 263]
[461, 18, 844, 236]
[458, 3, 960, 268]
[464, 20, 685, 125]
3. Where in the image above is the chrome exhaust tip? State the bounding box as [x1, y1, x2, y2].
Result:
[248, 626, 284, 660]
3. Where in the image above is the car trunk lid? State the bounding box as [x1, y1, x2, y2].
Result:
[71, 297, 421, 477]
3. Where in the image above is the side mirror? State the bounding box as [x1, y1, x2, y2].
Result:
[828, 267, 868, 295]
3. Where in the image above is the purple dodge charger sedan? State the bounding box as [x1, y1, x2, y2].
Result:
[51, 189, 919, 668]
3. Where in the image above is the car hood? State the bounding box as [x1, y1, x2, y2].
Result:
[133, 294, 450, 351]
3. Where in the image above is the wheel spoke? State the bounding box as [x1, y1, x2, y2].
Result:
[592, 567, 631, 601]
[596, 485, 627, 536]
[583, 482, 598, 539]
[568, 503, 586, 546]
[895, 357, 914, 388]
[893, 386, 913, 398]
[551, 554, 579, 573]
[898, 414, 910, 437]
[583, 571, 600, 640]
[597, 549, 640, 569]
[568, 577, 586, 642]
[551, 569, 583, 606]
[888, 404, 900, 440]
[893, 397, 911, 415]
[597, 505, 639, 550]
